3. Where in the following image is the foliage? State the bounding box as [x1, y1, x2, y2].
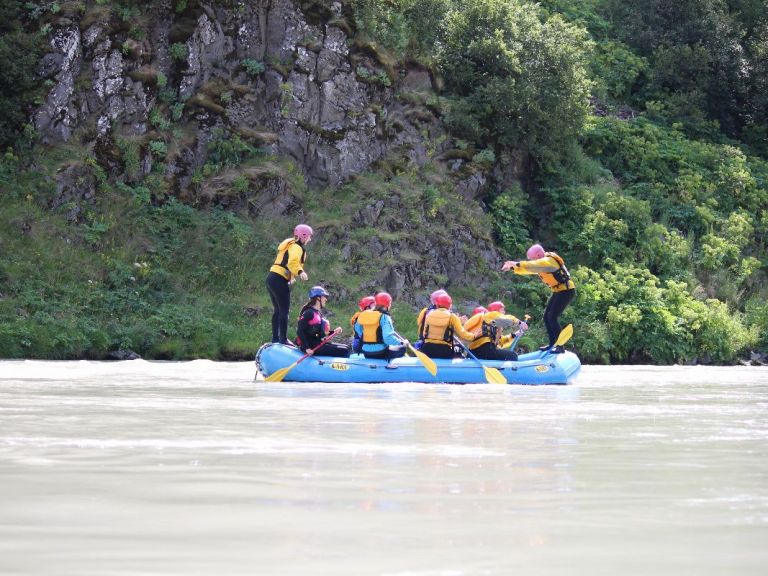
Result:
[600, 0, 768, 148]
[570, 263, 755, 364]
[436, 0, 593, 164]
[0, 1, 45, 150]
[241, 58, 265, 77]
[2, 0, 767, 365]
[490, 185, 531, 258]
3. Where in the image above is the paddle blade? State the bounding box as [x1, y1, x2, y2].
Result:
[264, 361, 297, 382]
[413, 348, 438, 376]
[555, 324, 574, 347]
[484, 366, 507, 385]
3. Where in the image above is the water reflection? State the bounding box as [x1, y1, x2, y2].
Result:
[0, 362, 766, 576]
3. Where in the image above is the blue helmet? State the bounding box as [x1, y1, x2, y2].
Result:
[308, 286, 330, 299]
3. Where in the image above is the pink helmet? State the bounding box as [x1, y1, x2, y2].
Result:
[294, 224, 313, 242]
[430, 289, 447, 304]
[358, 295, 375, 311]
[472, 306, 488, 315]
[435, 292, 452, 309]
[375, 292, 393, 308]
[527, 243, 545, 260]
[487, 301, 505, 313]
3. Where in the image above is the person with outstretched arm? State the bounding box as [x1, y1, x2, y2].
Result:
[265, 224, 312, 344]
[501, 243, 575, 353]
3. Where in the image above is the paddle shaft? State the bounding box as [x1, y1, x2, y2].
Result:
[265, 329, 341, 381]
[506, 314, 531, 351]
[453, 338, 507, 384]
[295, 329, 342, 365]
[393, 332, 437, 376]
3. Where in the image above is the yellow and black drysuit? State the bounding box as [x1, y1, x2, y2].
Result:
[419, 307, 477, 359]
[265, 238, 307, 343]
[463, 310, 521, 360]
[353, 308, 406, 360]
[510, 252, 575, 349]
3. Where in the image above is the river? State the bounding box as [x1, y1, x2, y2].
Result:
[1, 360, 766, 575]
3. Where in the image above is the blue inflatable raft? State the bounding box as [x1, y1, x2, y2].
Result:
[255, 343, 581, 385]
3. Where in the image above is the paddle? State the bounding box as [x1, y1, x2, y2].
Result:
[454, 339, 507, 384]
[541, 323, 574, 357]
[265, 328, 342, 382]
[393, 332, 437, 376]
[505, 314, 531, 352]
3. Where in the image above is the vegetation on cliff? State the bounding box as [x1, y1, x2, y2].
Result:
[0, 0, 766, 364]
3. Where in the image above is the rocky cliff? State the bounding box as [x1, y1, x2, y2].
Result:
[32, 0, 513, 302]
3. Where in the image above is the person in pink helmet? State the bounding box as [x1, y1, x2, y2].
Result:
[265, 224, 313, 344]
[414, 289, 447, 349]
[502, 243, 575, 353]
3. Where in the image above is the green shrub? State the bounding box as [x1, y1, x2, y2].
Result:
[436, 0, 593, 163]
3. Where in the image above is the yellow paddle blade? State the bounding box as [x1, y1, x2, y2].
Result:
[484, 366, 507, 385]
[555, 324, 574, 347]
[264, 361, 298, 382]
[412, 347, 438, 376]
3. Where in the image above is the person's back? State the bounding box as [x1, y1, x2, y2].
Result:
[350, 295, 375, 353]
[353, 292, 405, 360]
[467, 301, 522, 361]
[420, 293, 476, 359]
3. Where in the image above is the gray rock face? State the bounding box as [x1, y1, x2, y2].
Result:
[31, 1, 508, 299]
[35, 25, 83, 142]
[33, 2, 420, 189]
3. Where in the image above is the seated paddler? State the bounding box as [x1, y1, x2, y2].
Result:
[353, 292, 407, 360]
[296, 286, 350, 357]
[414, 289, 447, 349]
[463, 300, 526, 361]
[350, 295, 376, 353]
[420, 291, 477, 359]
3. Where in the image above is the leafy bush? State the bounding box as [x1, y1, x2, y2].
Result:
[0, 1, 45, 150]
[571, 263, 755, 363]
[436, 0, 593, 163]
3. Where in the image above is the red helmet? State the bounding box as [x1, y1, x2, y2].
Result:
[375, 292, 392, 308]
[435, 293, 452, 309]
[473, 306, 488, 315]
[527, 243, 545, 259]
[430, 289, 447, 304]
[294, 224, 313, 242]
[487, 301, 505, 312]
[358, 295, 375, 311]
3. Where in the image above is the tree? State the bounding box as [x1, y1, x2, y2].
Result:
[436, 0, 593, 163]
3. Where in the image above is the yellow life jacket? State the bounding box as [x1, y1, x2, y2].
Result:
[417, 306, 434, 340]
[468, 311, 518, 350]
[269, 238, 306, 281]
[349, 311, 361, 328]
[423, 308, 454, 345]
[463, 313, 484, 337]
[356, 309, 384, 344]
[538, 252, 573, 292]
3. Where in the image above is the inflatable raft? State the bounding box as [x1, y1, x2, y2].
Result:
[255, 343, 581, 385]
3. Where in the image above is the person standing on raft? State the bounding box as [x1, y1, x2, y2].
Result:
[502, 244, 575, 353]
[266, 224, 313, 344]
